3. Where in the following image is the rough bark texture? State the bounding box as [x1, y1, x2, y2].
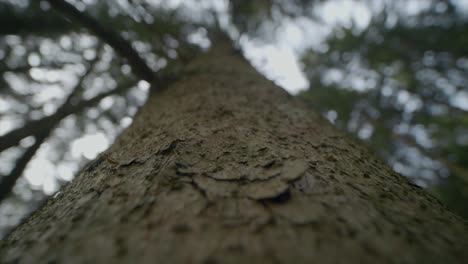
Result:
[1, 41, 467, 264]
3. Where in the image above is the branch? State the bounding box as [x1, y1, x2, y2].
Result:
[0, 47, 96, 200]
[0, 130, 49, 203]
[0, 79, 136, 201]
[0, 61, 78, 75]
[396, 134, 468, 184]
[430, 97, 468, 116]
[46, 0, 156, 83]
[0, 54, 99, 152]
[0, 2, 75, 36]
[63, 43, 104, 106]
[0, 79, 136, 152]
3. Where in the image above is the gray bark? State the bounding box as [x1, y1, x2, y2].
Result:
[1, 41, 467, 264]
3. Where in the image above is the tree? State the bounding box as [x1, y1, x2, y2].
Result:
[1, 0, 468, 263]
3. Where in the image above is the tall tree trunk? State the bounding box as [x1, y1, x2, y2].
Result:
[1, 40, 467, 264]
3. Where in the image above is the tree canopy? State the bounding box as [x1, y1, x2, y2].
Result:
[299, 0, 468, 218]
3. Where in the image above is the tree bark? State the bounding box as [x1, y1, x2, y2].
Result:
[1, 40, 467, 264]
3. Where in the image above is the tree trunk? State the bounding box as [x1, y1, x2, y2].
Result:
[1, 40, 467, 264]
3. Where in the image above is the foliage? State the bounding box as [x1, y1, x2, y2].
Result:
[299, 1, 468, 217]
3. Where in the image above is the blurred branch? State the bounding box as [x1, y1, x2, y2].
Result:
[0, 3, 75, 36]
[386, 81, 468, 116]
[0, 53, 129, 200]
[396, 134, 468, 184]
[0, 78, 136, 153]
[0, 130, 49, 203]
[45, 0, 156, 83]
[63, 43, 104, 106]
[0, 62, 78, 75]
[0, 78, 136, 201]
[429, 97, 468, 116]
[0, 61, 92, 201]
[0, 65, 33, 74]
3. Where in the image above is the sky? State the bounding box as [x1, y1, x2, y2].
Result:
[241, 0, 373, 94]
